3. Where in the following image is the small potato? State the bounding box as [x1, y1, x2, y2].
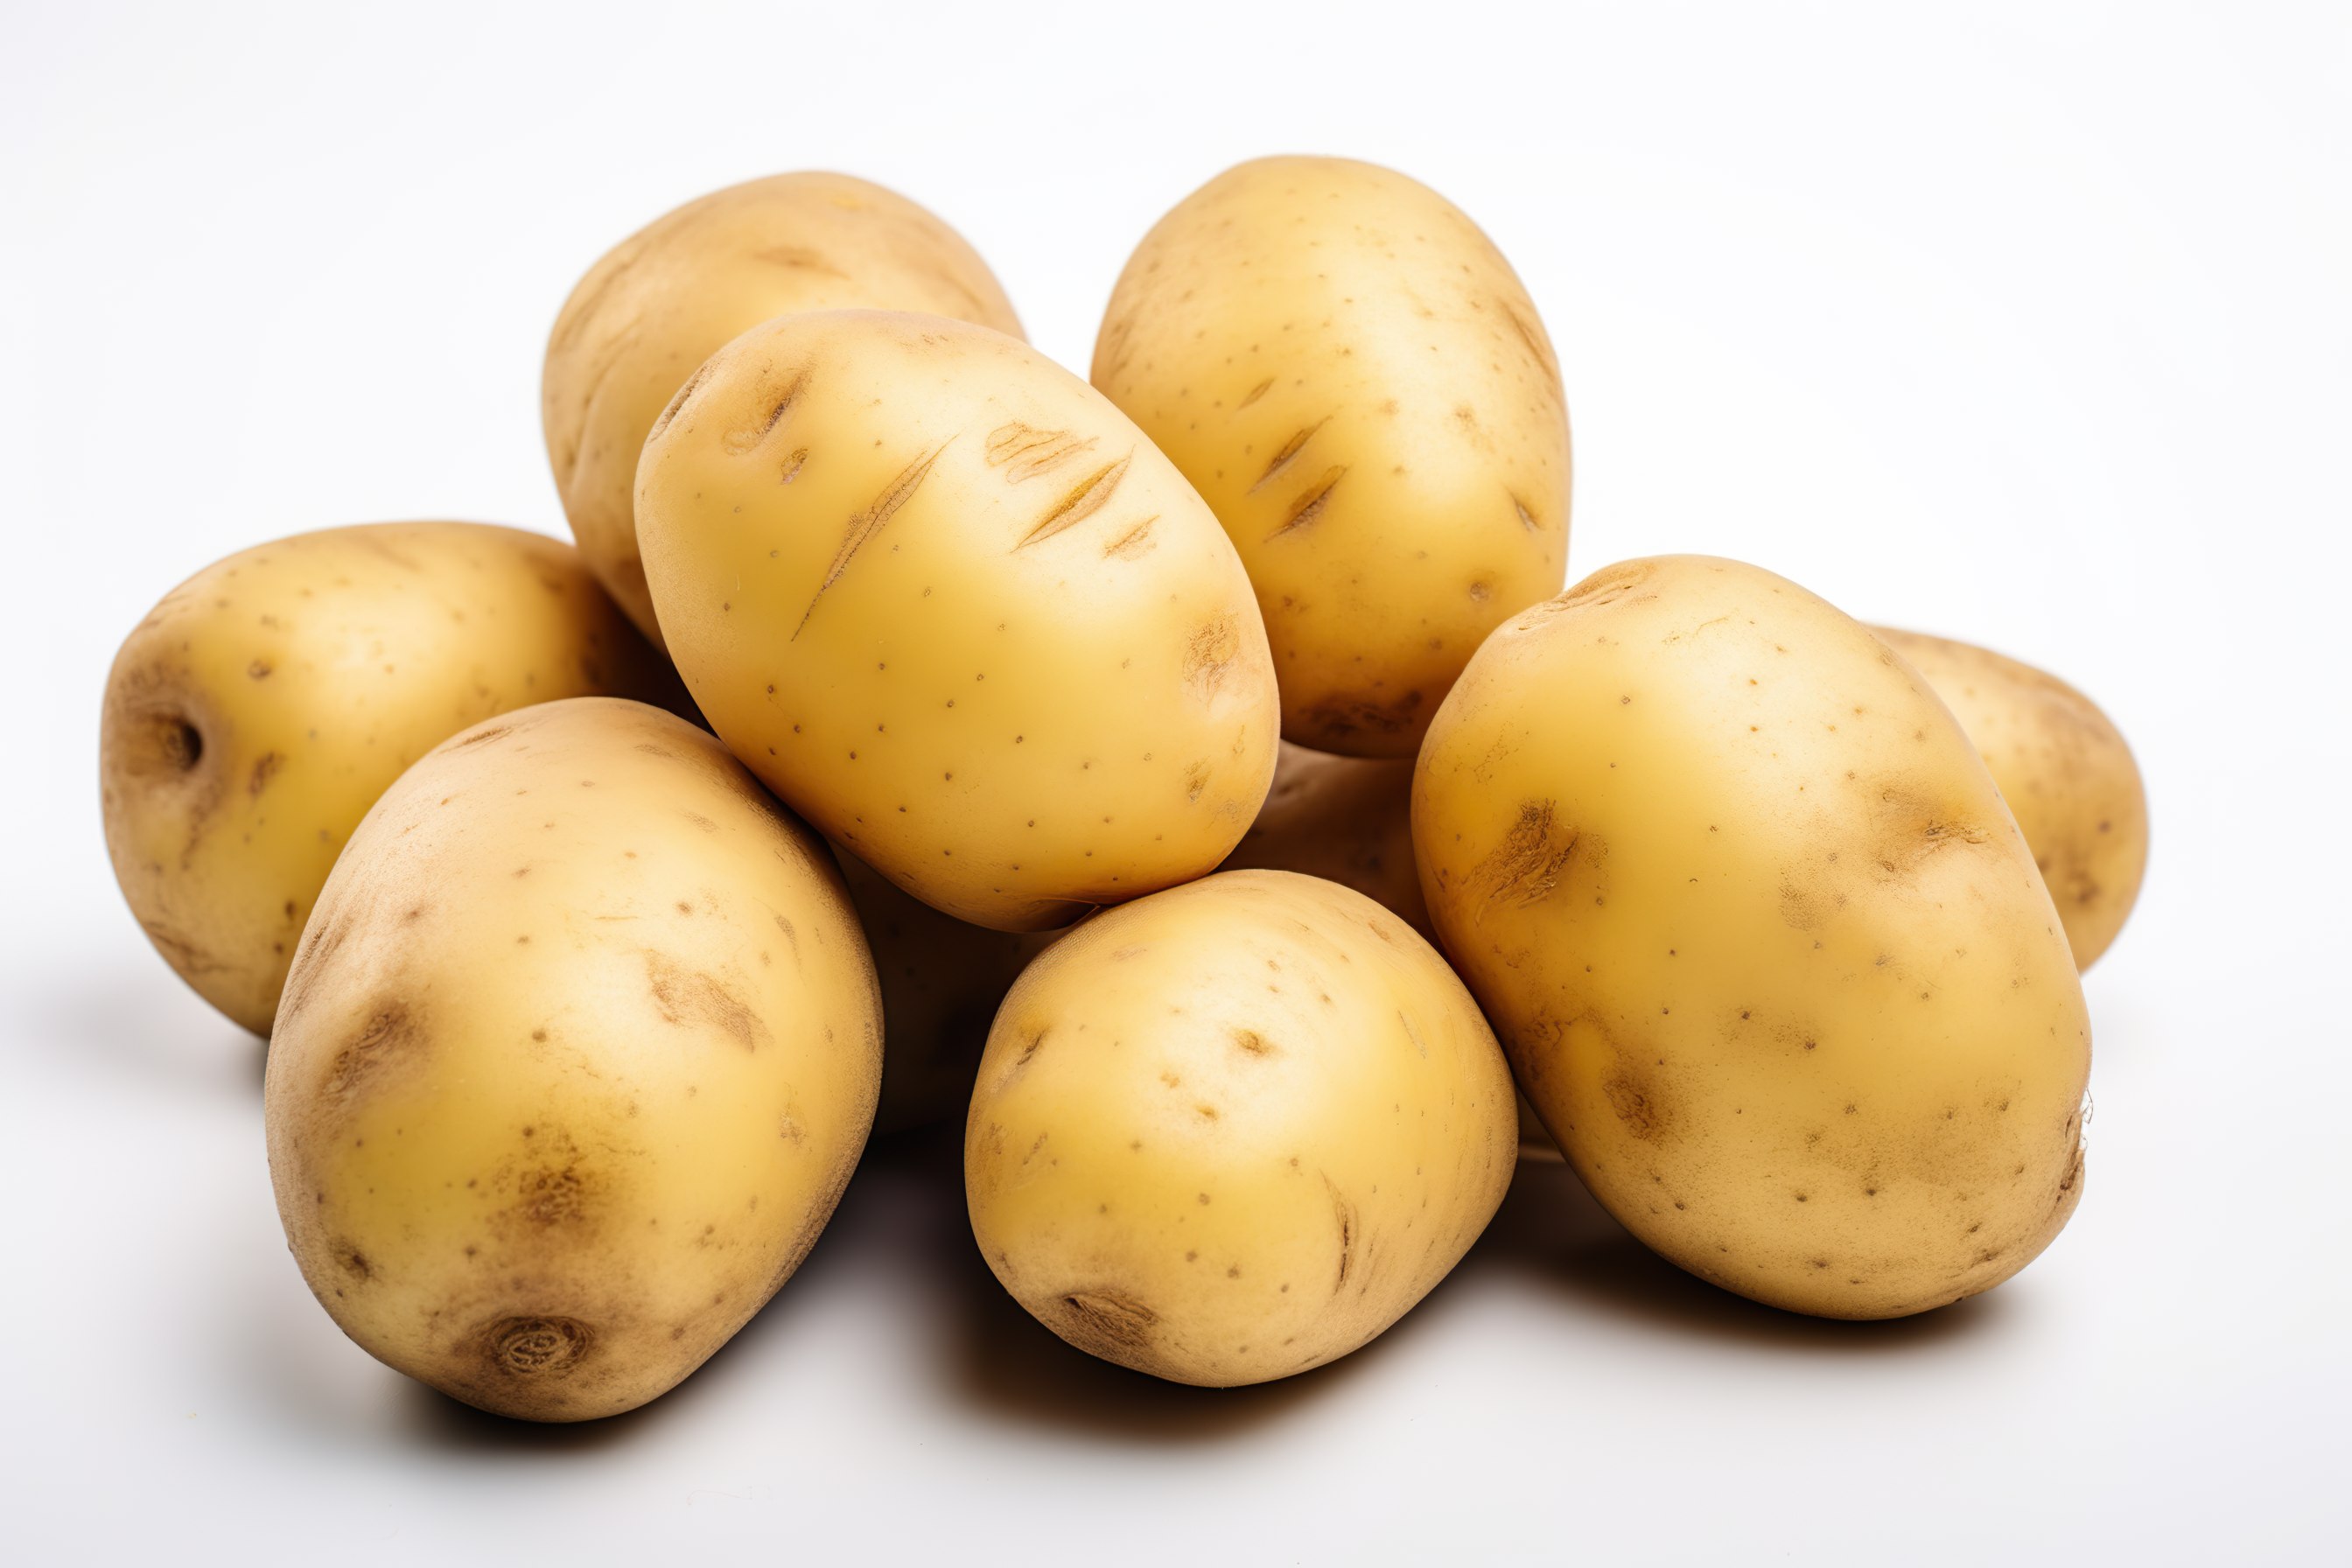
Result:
[264, 699, 880, 1421]
[1095, 156, 1571, 757]
[1874, 627, 2148, 969]
[965, 870, 1517, 1386]
[100, 523, 681, 1035]
[543, 172, 1023, 645]
[1415, 557, 2091, 1320]
[638, 309, 1280, 932]
[832, 847, 1055, 1133]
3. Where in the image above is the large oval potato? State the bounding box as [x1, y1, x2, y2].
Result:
[264, 698, 880, 1421]
[832, 847, 1055, 1133]
[543, 172, 1023, 645]
[966, 869, 1516, 1386]
[1093, 156, 1571, 757]
[1874, 627, 2148, 969]
[637, 309, 1280, 932]
[1414, 557, 2091, 1320]
[100, 522, 682, 1035]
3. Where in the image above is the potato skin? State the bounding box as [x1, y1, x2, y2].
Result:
[965, 870, 1517, 1386]
[263, 698, 880, 1421]
[99, 523, 682, 1035]
[637, 309, 1280, 932]
[1220, 742, 1428, 937]
[542, 172, 1023, 645]
[1414, 557, 2091, 1320]
[1093, 156, 1571, 757]
[1873, 628, 2148, 970]
[832, 847, 1054, 1133]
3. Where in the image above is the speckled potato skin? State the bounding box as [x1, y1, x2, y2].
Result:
[1413, 557, 2091, 1320]
[833, 847, 1056, 1132]
[1092, 156, 1571, 757]
[543, 172, 1023, 646]
[1873, 628, 2148, 970]
[638, 309, 1281, 932]
[965, 870, 1517, 1386]
[263, 699, 880, 1421]
[100, 523, 682, 1036]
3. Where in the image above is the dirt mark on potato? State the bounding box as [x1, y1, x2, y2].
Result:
[645, 953, 770, 1050]
[1469, 802, 1600, 917]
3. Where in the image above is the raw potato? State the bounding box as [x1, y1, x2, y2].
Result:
[1414, 556, 2091, 1319]
[1094, 155, 1571, 757]
[638, 309, 1280, 932]
[965, 870, 1517, 1386]
[1221, 742, 1428, 938]
[1874, 628, 2148, 970]
[833, 847, 1055, 1132]
[99, 523, 681, 1035]
[543, 172, 1023, 645]
[264, 698, 880, 1421]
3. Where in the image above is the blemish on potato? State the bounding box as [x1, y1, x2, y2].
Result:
[481, 1315, 593, 1380]
[644, 952, 772, 1051]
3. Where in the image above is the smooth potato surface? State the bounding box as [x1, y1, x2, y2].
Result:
[966, 870, 1517, 1386]
[1094, 156, 1571, 757]
[100, 522, 679, 1035]
[638, 309, 1280, 931]
[264, 698, 881, 1420]
[1874, 627, 2148, 969]
[543, 172, 1022, 644]
[1414, 557, 2091, 1319]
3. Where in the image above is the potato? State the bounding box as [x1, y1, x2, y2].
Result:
[1414, 557, 2091, 1319]
[637, 309, 1280, 932]
[100, 522, 681, 1035]
[965, 869, 1516, 1386]
[1873, 627, 2148, 970]
[832, 846, 1054, 1133]
[1093, 155, 1571, 758]
[542, 172, 1022, 646]
[1222, 742, 1428, 937]
[263, 698, 879, 1421]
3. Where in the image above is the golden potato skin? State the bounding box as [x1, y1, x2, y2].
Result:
[1873, 628, 2148, 970]
[965, 870, 1517, 1386]
[100, 523, 681, 1036]
[638, 309, 1280, 932]
[832, 847, 1054, 1133]
[264, 699, 880, 1421]
[1414, 557, 2091, 1320]
[543, 172, 1023, 645]
[1093, 156, 1571, 757]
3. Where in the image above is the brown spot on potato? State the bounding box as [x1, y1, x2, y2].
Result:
[323, 1001, 421, 1109]
[247, 750, 283, 797]
[644, 953, 771, 1050]
[1470, 801, 1597, 915]
[482, 1315, 592, 1379]
[1184, 615, 1242, 701]
[1050, 1291, 1158, 1359]
[331, 1240, 371, 1281]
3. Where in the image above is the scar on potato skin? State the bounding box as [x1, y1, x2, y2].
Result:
[1102, 515, 1158, 559]
[1469, 801, 1596, 916]
[794, 438, 951, 638]
[323, 999, 423, 1110]
[1250, 419, 1328, 494]
[1184, 615, 1242, 700]
[985, 422, 1097, 482]
[480, 1315, 594, 1380]
[648, 360, 713, 442]
[1264, 466, 1348, 541]
[1048, 1290, 1158, 1361]
[1016, 452, 1132, 550]
[1325, 1176, 1358, 1294]
[643, 952, 771, 1050]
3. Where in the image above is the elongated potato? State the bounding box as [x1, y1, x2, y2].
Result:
[1873, 628, 2148, 969]
[966, 870, 1516, 1386]
[1094, 156, 1571, 757]
[543, 172, 1023, 644]
[638, 309, 1280, 931]
[264, 698, 880, 1420]
[100, 523, 681, 1035]
[1415, 557, 2091, 1319]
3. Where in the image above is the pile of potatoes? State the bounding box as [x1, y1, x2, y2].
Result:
[100, 158, 2146, 1421]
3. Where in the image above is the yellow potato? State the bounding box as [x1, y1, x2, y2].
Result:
[832, 847, 1054, 1133]
[965, 869, 1517, 1386]
[637, 309, 1280, 932]
[1221, 742, 1427, 937]
[264, 698, 880, 1421]
[1874, 627, 2148, 969]
[542, 172, 1023, 645]
[1414, 557, 2091, 1319]
[1094, 155, 1571, 757]
[100, 522, 681, 1035]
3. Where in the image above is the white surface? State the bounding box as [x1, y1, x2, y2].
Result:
[4, 3, 2348, 1562]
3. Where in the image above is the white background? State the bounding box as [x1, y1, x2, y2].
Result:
[4, 2, 2347, 1562]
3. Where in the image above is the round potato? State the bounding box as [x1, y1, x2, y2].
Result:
[832, 846, 1055, 1133]
[100, 522, 682, 1035]
[965, 869, 1517, 1386]
[1415, 557, 2091, 1320]
[543, 172, 1023, 645]
[1094, 155, 1571, 757]
[1874, 627, 2148, 970]
[264, 698, 880, 1421]
[637, 309, 1280, 932]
